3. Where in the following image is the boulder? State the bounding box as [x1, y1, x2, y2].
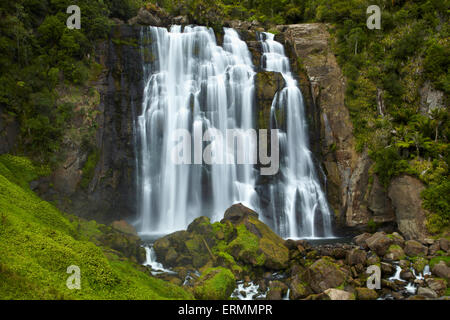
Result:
[267, 281, 288, 300]
[429, 241, 441, 256]
[388, 175, 430, 240]
[365, 232, 393, 256]
[97, 226, 146, 263]
[425, 278, 447, 296]
[193, 267, 236, 300]
[302, 258, 347, 293]
[432, 261, 450, 279]
[353, 233, 372, 249]
[385, 245, 406, 261]
[404, 240, 428, 257]
[133, 7, 162, 26]
[412, 257, 428, 273]
[355, 287, 378, 300]
[222, 204, 289, 270]
[439, 238, 449, 252]
[323, 289, 355, 300]
[346, 248, 367, 266]
[289, 276, 312, 300]
[390, 232, 405, 247]
[417, 287, 438, 299]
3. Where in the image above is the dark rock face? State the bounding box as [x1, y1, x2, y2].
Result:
[37, 25, 143, 224]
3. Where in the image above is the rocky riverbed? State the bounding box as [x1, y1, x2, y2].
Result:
[139, 204, 449, 300]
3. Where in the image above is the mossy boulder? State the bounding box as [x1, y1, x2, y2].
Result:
[355, 287, 378, 300]
[221, 204, 289, 270]
[302, 257, 347, 293]
[193, 267, 236, 300]
[404, 240, 428, 257]
[412, 256, 429, 273]
[385, 244, 406, 261]
[266, 280, 289, 300]
[289, 276, 312, 300]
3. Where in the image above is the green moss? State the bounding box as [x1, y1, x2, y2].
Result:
[193, 267, 236, 300]
[225, 224, 265, 267]
[430, 256, 450, 269]
[80, 150, 100, 189]
[0, 155, 193, 300]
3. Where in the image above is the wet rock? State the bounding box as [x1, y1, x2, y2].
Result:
[365, 232, 393, 256]
[399, 260, 411, 269]
[381, 262, 394, 275]
[412, 257, 428, 273]
[404, 240, 428, 257]
[425, 278, 447, 296]
[255, 71, 286, 130]
[432, 261, 450, 279]
[355, 287, 378, 300]
[267, 280, 288, 300]
[400, 270, 414, 281]
[417, 287, 438, 299]
[302, 257, 347, 293]
[324, 288, 355, 300]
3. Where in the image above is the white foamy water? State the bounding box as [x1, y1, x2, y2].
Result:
[231, 281, 267, 300]
[258, 32, 333, 238]
[143, 246, 175, 275]
[134, 26, 333, 239]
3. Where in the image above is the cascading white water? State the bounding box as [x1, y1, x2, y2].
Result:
[136, 26, 258, 235]
[259, 32, 333, 239]
[135, 26, 333, 239]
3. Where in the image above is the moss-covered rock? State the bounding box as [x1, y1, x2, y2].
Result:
[412, 256, 429, 273]
[385, 244, 406, 261]
[289, 276, 312, 300]
[355, 287, 378, 300]
[193, 267, 236, 300]
[221, 204, 289, 270]
[302, 257, 347, 293]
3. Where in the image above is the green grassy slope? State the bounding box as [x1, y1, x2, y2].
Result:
[0, 154, 193, 300]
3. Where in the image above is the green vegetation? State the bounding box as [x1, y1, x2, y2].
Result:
[0, 154, 193, 299]
[193, 267, 236, 300]
[80, 149, 100, 189]
[0, 0, 143, 163]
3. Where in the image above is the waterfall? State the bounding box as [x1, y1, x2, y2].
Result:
[258, 32, 333, 239]
[136, 26, 258, 235]
[135, 26, 333, 239]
